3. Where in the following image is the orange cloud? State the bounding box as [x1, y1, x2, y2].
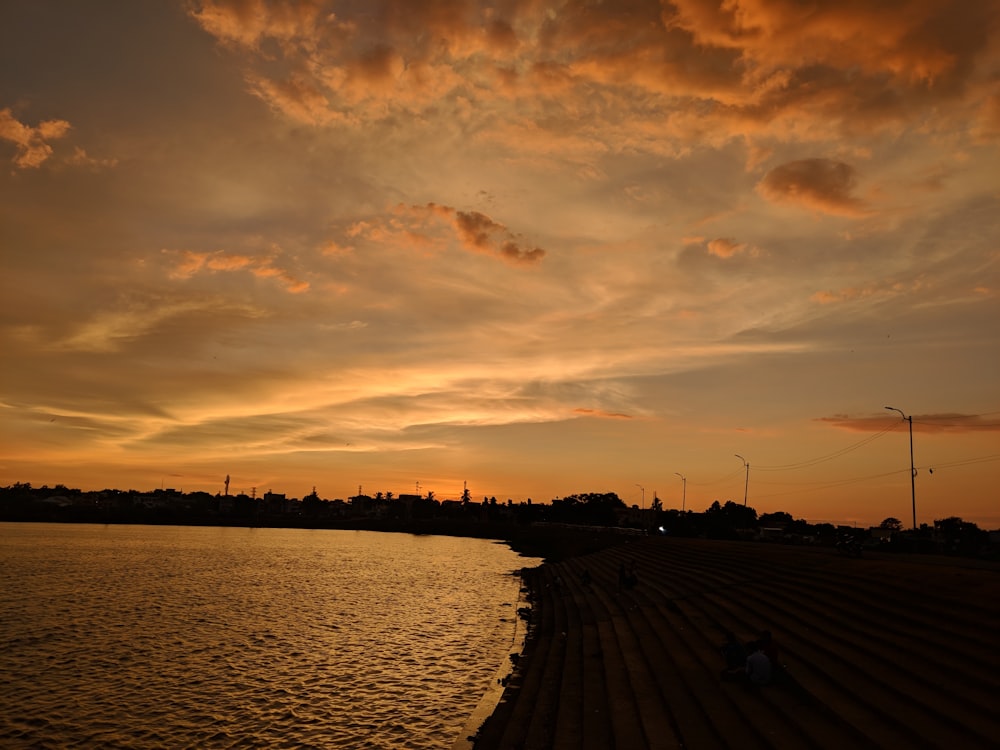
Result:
[810, 286, 878, 304]
[206, 254, 253, 272]
[972, 94, 1000, 142]
[757, 158, 869, 217]
[247, 69, 342, 126]
[66, 146, 118, 170]
[188, 0, 505, 123]
[819, 414, 1000, 433]
[187, 0, 327, 51]
[0, 108, 71, 168]
[186, 0, 999, 162]
[809, 275, 936, 305]
[170, 249, 211, 278]
[380, 203, 545, 265]
[320, 240, 353, 257]
[573, 408, 633, 420]
[666, 0, 991, 85]
[250, 266, 310, 294]
[706, 237, 746, 258]
[450, 207, 545, 264]
[166, 249, 308, 293]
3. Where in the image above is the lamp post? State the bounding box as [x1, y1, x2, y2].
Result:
[635, 484, 645, 510]
[674, 472, 686, 512]
[735, 454, 749, 506]
[885, 406, 917, 530]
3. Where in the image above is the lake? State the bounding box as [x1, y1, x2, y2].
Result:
[0, 523, 539, 749]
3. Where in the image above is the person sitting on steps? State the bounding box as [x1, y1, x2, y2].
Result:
[720, 631, 746, 674]
[745, 641, 772, 686]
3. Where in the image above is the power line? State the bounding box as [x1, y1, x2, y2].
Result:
[688, 467, 744, 488]
[754, 421, 900, 471]
[686, 415, 999, 499]
[688, 422, 900, 488]
[750, 454, 1000, 501]
[750, 468, 908, 500]
[927, 454, 1000, 471]
[911, 409, 1000, 428]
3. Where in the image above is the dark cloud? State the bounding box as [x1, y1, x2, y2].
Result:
[389, 203, 546, 265]
[500, 240, 545, 264]
[757, 158, 868, 216]
[452, 209, 545, 264]
[455, 210, 503, 249]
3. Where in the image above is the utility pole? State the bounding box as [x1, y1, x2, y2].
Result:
[885, 406, 917, 529]
[735, 454, 749, 506]
[674, 472, 686, 512]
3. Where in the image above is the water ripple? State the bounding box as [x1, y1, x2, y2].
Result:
[0, 523, 536, 749]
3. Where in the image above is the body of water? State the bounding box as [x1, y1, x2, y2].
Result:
[0, 522, 538, 749]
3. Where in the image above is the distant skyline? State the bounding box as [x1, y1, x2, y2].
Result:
[2, 1, 998, 528]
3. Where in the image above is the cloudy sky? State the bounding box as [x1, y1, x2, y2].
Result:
[2, 0, 998, 527]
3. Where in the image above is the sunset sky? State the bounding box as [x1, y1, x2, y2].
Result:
[2, 0, 998, 528]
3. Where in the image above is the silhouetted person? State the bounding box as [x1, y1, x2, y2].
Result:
[758, 630, 780, 671]
[623, 560, 638, 589]
[720, 631, 746, 673]
[745, 641, 772, 685]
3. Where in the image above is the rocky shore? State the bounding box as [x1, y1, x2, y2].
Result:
[470, 536, 1000, 749]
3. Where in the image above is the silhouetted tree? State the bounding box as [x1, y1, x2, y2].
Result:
[550, 492, 624, 526]
[880, 517, 903, 531]
[411, 494, 439, 519]
[704, 500, 758, 538]
[759, 511, 793, 527]
[934, 516, 985, 556]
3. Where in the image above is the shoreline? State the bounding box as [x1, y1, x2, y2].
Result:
[452, 568, 535, 750]
[0, 515, 638, 563]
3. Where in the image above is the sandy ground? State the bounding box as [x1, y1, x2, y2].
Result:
[470, 536, 1000, 749]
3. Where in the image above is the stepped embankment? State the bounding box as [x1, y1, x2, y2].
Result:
[472, 537, 1000, 749]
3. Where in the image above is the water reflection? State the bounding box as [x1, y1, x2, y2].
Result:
[0, 523, 537, 749]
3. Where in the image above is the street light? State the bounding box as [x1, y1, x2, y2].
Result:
[885, 406, 917, 530]
[674, 472, 686, 512]
[735, 454, 749, 506]
[635, 483, 645, 510]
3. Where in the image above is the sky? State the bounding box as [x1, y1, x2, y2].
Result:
[1, 0, 998, 528]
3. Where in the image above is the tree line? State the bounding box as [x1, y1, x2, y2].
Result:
[0, 482, 993, 559]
